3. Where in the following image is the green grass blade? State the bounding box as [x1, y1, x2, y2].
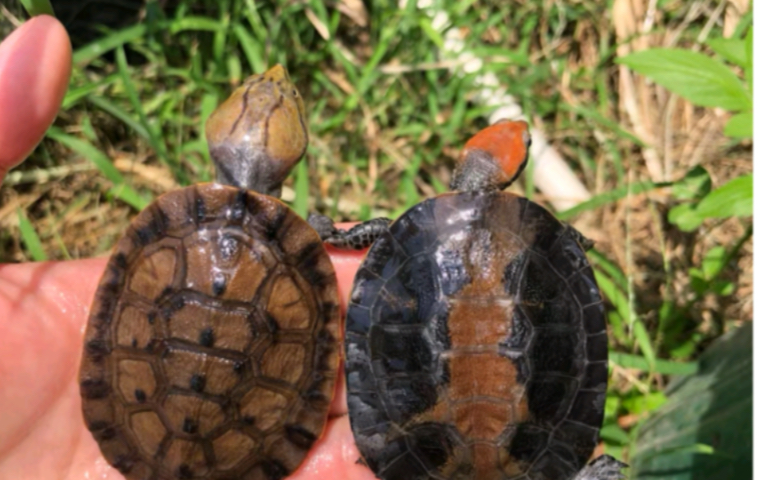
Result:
[16, 208, 48, 261]
[18, 0, 54, 16]
[87, 96, 150, 140]
[609, 352, 697, 376]
[73, 24, 149, 66]
[558, 180, 671, 220]
[46, 127, 148, 211]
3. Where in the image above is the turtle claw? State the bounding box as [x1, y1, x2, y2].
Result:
[572, 455, 628, 480]
[308, 212, 338, 240]
[564, 223, 595, 252]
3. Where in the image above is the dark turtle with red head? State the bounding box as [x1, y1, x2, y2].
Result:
[79, 65, 340, 480]
[328, 121, 626, 480]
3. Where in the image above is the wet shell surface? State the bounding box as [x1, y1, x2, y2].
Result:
[79, 183, 339, 480]
[345, 191, 607, 480]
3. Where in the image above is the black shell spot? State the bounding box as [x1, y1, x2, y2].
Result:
[189, 374, 206, 392]
[199, 327, 215, 347]
[182, 417, 198, 434]
[212, 273, 227, 296]
[177, 464, 193, 479]
[134, 389, 147, 402]
[81, 379, 110, 399]
[262, 459, 288, 480]
[113, 455, 134, 474]
[285, 424, 317, 449]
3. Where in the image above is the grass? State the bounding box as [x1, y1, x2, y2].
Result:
[0, 0, 753, 473]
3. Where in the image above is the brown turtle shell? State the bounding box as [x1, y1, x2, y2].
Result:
[80, 183, 339, 480]
[345, 191, 607, 480]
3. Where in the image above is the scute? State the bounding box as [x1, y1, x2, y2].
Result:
[80, 183, 340, 480]
[346, 191, 608, 480]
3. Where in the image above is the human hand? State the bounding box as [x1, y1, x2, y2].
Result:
[0, 16, 375, 480]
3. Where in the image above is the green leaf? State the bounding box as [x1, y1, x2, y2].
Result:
[72, 24, 148, 66]
[16, 209, 48, 261]
[609, 352, 698, 376]
[617, 49, 751, 111]
[723, 112, 752, 138]
[632, 321, 657, 372]
[745, 27, 753, 96]
[695, 174, 752, 219]
[623, 392, 667, 416]
[668, 203, 703, 232]
[701, 246, 728, 280]
[672, 166, 711, 200]
[46, 127, 148, 211]
[707, 37, 747, 67]
[631, 323, 752, 479]
[601, 423, 631, 445]
[19, 0, 54, 16]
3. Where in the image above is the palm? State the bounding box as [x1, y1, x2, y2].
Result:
[0, 16, 374, 480]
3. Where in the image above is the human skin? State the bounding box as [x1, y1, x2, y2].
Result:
[0, 15, 376, 480]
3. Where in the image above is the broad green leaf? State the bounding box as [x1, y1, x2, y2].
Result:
[631, 323, 752, 479]
[723, 111, 752, 138]
[601, 423, 631, 445]
[617, 49, 751, 111]
[623, 392, 667, 416]
[707, 37, 747, 67]
[17, 209, 48, 261]
[671, 166, 711, 200]
[695, 174, 752, 219]
[668, 203, 703, 232]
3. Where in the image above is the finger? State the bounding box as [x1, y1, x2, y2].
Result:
[0, 15, 72, 182]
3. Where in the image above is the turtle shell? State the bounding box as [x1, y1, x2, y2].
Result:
[345, 191, 607, 480]
[79, 183, 340, 480]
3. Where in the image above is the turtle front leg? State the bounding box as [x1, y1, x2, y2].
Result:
[572, 455, 627, 480]
[308, 213, 391, 250]
[564, 223, 595, 252]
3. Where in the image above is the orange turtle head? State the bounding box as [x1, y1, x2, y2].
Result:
[450, 119, 531, 192]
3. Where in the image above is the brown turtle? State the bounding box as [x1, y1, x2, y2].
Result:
[79, 65, 340, 480]
[322, 121, 626, 479]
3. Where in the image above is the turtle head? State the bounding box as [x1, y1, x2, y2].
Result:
[205, 64, 308, 197]
[449, 119, 531, 192]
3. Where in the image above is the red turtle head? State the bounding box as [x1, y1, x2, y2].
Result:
[450, 119, 531, 192]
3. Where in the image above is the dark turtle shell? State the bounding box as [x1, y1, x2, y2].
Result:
[345, 191, 607, 480]
[79, 183, 339, 480]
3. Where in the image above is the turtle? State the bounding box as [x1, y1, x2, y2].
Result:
[318, 120, 627, 480]
[78, 65, 341, 480]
